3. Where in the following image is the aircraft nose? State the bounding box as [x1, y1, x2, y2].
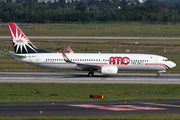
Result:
[169, 61, 176, 69]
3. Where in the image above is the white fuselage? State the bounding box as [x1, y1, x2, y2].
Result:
[13, 53, 176, 72]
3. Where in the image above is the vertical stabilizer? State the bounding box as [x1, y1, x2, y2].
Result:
[8, 22, 48, 54]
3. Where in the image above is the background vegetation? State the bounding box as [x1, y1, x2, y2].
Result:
[1, 0, 180, 23]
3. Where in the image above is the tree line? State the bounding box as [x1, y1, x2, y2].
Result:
[1, 0, 180, 23]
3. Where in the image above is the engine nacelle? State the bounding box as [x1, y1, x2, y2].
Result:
[101, 66, 118, 75]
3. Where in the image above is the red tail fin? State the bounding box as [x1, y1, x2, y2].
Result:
[8, 22, 49, 54]
[8, 22, 31, 44]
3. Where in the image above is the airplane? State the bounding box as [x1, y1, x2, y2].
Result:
[8, 22, 176, 77]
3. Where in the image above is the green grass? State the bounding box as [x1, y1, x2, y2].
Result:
[0, 114, 180, 120]
[2, 39, 180, 53]
[1, 23, 180, 37]
[0, 83, 179, 103]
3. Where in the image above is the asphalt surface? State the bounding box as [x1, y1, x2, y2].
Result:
[0, 72, 179, 84]
[0, 100, 180, 116]
[1, 36, 180, 39]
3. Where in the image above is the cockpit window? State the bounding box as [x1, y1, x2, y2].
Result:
[163, 59, 169, 61]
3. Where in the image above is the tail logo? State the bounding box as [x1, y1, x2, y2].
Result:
[8, 23, 37, 54]
[16, 39, 24, 43]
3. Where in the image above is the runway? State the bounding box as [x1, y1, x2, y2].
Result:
[0, 72, 180, 84]
[0, 100, 180, 116]
[1, 36, 180, 39]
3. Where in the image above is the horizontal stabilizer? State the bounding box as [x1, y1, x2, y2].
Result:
[9, 51, 26, 58]
[9, 51, 15, 55]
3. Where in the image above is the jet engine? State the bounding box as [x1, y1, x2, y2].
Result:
[100, 66, 118, 74]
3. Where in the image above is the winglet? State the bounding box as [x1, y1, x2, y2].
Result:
[60, 49, 71, 62]
[68, 46, 74, 53]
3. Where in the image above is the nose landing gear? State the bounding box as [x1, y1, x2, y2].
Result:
[156, 70, 166, 77]
[156, 73, 160, 77]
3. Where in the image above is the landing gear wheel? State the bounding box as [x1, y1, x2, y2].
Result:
[88, 72, 94, 77]
[156, 73, 160, 77]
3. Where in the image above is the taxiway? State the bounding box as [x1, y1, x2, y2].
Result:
[0, 100, 180, 116]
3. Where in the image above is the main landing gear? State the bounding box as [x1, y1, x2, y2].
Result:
[88, 71, 94, 77]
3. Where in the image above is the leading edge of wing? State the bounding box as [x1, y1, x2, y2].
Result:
[60, 50, 101, 69]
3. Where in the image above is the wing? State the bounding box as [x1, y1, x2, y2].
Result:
[60, 50, 101, 70]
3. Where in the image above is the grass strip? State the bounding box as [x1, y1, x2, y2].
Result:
[0, 83, 179, 103]
[0, 114, 180, 120]
[1, 23, 180, 37]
